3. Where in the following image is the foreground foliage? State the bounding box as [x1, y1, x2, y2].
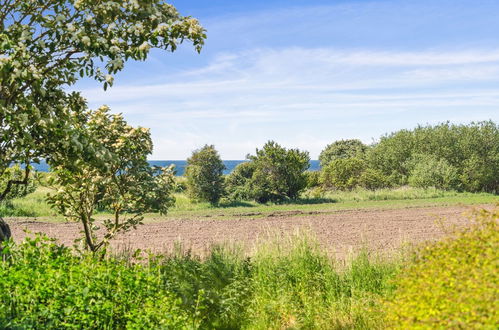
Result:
[0, 235, 188, 328]
[384, 207, 499, 328]
[0, 233, 398, 329]
[0, 0, 205, 202]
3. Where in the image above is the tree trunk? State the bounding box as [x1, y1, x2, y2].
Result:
[0, 217, 11, 245]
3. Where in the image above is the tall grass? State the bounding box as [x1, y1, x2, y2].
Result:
[0, 232, 400, 329]
[303, 186, 473, 203]
[0, 187, 56, 217]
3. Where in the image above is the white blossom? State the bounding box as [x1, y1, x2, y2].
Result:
[81, 36, 91, 46]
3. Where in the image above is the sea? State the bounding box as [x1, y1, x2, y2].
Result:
[30, 160, 320, 176]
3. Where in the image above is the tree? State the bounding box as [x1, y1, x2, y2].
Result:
[0, 165, 37, 202]
[0, 0, 205, 242]
[319, 139, 367, 167]
[247, 141, 310, 203]
[367, 121, 499, 192]
[47, 106, 176, 253]
[185, 145, 225, 205]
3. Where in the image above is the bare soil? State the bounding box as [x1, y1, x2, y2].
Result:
[6, 204, 488, 259]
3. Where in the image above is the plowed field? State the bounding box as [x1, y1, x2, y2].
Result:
[6, 204, 488, 258]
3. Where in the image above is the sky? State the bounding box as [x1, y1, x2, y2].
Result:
[79, 0, 499, 159]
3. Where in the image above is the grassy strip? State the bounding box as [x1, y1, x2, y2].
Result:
[0, 232, 399, 329]
[1, 186, 497, 221]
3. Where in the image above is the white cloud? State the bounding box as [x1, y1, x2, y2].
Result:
[80, 47, 499, 159]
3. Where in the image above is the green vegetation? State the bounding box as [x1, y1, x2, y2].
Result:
[317, 121, 499, 193]
[47, 107, 176, 252]
[0, 0, 205, 203]
[0, 0, 205, 246]
[0, 232, 399, 329]
[185, 145, 226, 205]
[368, 121, 499, 192]
[319, 139, 368, 167]
[384, 207, 499, 328]
[2, 186, 497, 220]
[320, 157, 369, 190]
[226, 141, 310, 203]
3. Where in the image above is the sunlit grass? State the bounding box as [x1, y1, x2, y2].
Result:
[1, 185, 497, 221]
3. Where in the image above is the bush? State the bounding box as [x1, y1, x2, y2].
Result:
[0, 232, 399, 329]
[224, 161, 255, 201]
[0, 235, 188, 329]
[384, 207, 499, 328]
[304, 170, 321, 189]
[185, 145, 226, 205]
[247, 141, 310, 203]
[320, 157, 366, 190]
[358, 168, 391, 190]
[319, 139, 368, 167]
[406, 154, 459, 190]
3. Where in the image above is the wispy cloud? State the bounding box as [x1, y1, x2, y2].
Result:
[79, 0, 499, 159]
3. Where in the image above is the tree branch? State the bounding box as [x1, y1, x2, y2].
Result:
[0, 163, 30, 202]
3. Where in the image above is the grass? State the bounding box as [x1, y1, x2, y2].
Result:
[0, 231, 401, 329]
[1, 186, 497, 221]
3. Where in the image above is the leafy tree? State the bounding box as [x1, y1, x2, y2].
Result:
[320, 157, 366, 190]
[368, 121, 499, 192]
[47, 107, 176, 253]
[247, 141, 310, 203]
[319, 139, 368, 167]
[0, 0, 205, 240]
[185, 145, 226, 205]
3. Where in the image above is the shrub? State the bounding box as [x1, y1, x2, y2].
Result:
[160, 246, 252, 329]
[319, 139, 368, 167]
[358, 168, 391, 190]
[47, 107, 176, 253]
[0, 235, 188, 328]
[304, 170, 321, 189]
[384, 207, 499, 328]
[0, 232, 399, 329]
[406, 154, 459, 190]
[460, 155, 498, 193]
[320, 157, 366, 190]
[224, 161, 255, 201]
[185, 145, 226, 205]
[247, 141, 310, 203]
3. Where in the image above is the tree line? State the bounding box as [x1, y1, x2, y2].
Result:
[184, 121, 499, 205]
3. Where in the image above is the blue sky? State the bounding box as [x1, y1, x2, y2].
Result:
[80, 0, 499, 159]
